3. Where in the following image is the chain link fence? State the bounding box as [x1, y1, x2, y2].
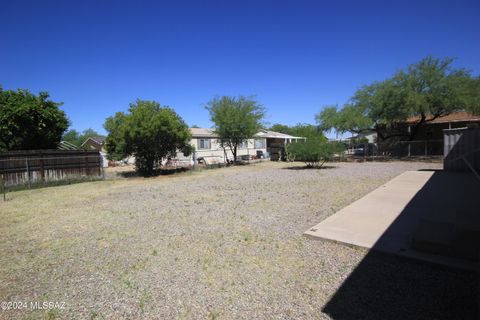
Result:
[339, 139, 444, 159]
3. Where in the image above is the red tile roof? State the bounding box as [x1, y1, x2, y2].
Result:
[404, 111, 480, 124]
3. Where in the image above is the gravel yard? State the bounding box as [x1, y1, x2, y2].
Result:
[0, 161, 477, 319]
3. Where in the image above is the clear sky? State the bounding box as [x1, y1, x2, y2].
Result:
[1, 0, 479, 135]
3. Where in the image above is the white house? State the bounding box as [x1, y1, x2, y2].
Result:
[175, 128, 305, 164]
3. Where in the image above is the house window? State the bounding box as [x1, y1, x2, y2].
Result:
[197, 138, 211, 150]
[254, 138, 266, 149]
[238, 140, 248, 149]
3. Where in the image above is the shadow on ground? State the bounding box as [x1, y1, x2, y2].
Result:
[282, 165, 337, 170]
[118, 167, 191, 178]
[322, 170, 480, 320]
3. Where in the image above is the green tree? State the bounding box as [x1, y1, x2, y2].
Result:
[269, 123, 291, 134]
[289, 123, 326, 140]
[62, 129, 81, 145]
[63, 128, 103, 147]
[286, 140, 343, 168]
[316, 56, 480, 141]
[206, 96, 265, 162]
[316, 105, 372, 137]
[104, 112, 128, 161]
[465, 76, 480, 115]
[269, 123, 326, 140]
[104, 100, 193, 176]
[0, 87, 69, 151]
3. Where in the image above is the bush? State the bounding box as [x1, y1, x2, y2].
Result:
[286, 140, 344, 168]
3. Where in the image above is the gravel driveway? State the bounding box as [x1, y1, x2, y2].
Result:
[0, 161, 477, 319]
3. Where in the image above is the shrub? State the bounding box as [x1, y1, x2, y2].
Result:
[286, 140, 344, 168]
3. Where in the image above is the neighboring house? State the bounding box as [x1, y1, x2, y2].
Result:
[83, 129, 305, 167]
[336, 112, 480, 157]
[256, 130, 306, 160]
[371, 111, 480, 156]
[341, 131, 378, 156]
[81, 136, 106, 152]
[402, 111, 480, 141]
[176, 128, 305, 164]
[81, 136, 108, 167]
[389, 111, 480, 156]
[350, 111, 480, 143]
[343, 131, 378, 144]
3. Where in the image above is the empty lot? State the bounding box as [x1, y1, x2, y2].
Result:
[0, 161, 477, 319]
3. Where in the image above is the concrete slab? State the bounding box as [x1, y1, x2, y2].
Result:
[305, 170, 480, 271]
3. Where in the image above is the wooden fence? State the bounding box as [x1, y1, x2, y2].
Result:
[0, 150, 103, 188]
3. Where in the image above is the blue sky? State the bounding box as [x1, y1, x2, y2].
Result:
[1, 0, 479, 135]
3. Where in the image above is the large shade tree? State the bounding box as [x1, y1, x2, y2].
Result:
[316, 57, 480, 141]
[466, 77, 480, 115]
[0, 87, 69, 151]
[206, 96, 265, 162]
[104, 100, 193, 176]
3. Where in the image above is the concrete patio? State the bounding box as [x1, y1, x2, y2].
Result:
[305, 170, 480, 271]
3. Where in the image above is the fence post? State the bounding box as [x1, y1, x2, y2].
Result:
[39, 152, 45, 183]
[100, 157, 103, 179]
[25, 158, 31, 188]
[99, 153, 105, 179]
[424, 140, 428, 156]
[85, 152, 89, 176]
[1, 174, 5, 201]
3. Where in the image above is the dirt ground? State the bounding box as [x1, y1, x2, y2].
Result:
[0, 161, 477, 319]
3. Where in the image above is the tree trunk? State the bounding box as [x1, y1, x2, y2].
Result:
[233, 145, 237, 163]
[407, 113, 426, 141]
[227, 143, 235, 164]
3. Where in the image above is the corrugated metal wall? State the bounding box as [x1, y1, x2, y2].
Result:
[444, 127, 480, 172]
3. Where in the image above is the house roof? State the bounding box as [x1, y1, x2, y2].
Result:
[91, 136, 106, 144]
[81, 136, 106, 147]
[254, 130, 304, 139]
[404, 111, 480, 125]
[58, 140, 80, 150]
[190, 128, 216, 137]
[190, 128, 304, 139]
